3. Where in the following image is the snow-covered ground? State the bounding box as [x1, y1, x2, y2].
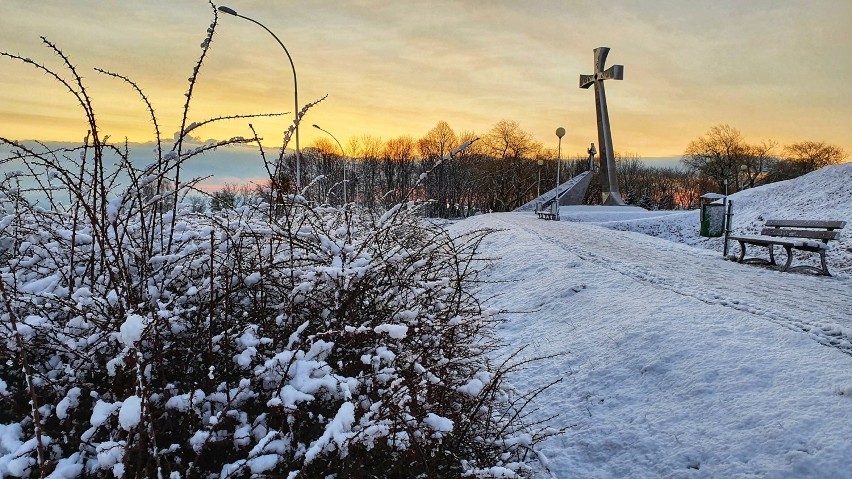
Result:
[602, 163, 852, 277]
[447, 164, 852, 478]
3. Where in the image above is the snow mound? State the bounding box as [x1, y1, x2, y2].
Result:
[600, 163, 852, 276]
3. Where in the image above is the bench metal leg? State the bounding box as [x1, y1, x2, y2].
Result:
[819, 250, 831, 276]
[733, 235, 836, 276]
[781, 246, 793, 272]
[737, 241, 746, 263]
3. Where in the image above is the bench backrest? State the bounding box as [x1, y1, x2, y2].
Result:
[761, 228, 841, 241]
[762, 219, 845, 243]
[765, 219, 846, 229]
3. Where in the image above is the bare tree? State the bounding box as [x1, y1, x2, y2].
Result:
[348, 134, 384, 209]
[479, 120, 543, 212]
[418, 121, 458, 217]
[380, 135, 418, 206]
[740, 140, 778, 188]
[300, 142, 348, 205]
[616, 153, 645, 204]
[418, 120, 458, 160]
[484, 119, 539, 160]
[682, 124, 750, 192]
[446, 130, 484, 217]
[210, 183, 255, 211]
[783, 141, 847, 173]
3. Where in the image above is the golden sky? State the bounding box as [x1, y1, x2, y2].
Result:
[1, 0, 851, 158]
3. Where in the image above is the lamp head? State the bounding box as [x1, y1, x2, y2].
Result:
[555, 127, 566, 139]
[218, 6, 238, 15]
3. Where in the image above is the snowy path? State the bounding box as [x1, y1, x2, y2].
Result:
[497, 213, 852, 355]
[450, 212, 852, 479]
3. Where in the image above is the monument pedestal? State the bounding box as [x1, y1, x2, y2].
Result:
[601, 192, 626, 206]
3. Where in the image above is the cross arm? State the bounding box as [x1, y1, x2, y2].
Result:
[579, 64, 624, 89]
[601, 64, 624, 81]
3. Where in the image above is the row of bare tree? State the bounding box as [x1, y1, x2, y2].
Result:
[682, 124, 847, 192]
[207, 122, 847, 217]
[210, 120, 612, 216]
[209, 120, 591, 216]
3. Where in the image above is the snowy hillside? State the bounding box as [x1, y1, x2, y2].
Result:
[600, 163, 852, 276]
[448, 211, 852, 478]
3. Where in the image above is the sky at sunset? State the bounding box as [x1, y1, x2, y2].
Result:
[2, 0, 851, 163]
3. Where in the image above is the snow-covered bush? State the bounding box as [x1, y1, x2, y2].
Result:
[1, 193, 557, 478]
[0, 4, 559, 477]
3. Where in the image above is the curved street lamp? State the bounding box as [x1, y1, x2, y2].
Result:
[218, 6, 302, 190]
[313, 124, 348, 204]
[553, 127, 566, 221]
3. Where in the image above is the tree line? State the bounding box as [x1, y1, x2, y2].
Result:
[207, 120, 571, 217]
[682, 124, 847, 193]
[206, 122, 847, 217]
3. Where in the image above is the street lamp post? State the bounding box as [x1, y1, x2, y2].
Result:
[554, 127, 566, 221]
[218, 6, 302, 190]
[313, 124, 348, 204]
[537, 159, 544, 198]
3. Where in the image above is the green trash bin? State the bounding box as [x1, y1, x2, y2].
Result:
[700, 203, 726, 237]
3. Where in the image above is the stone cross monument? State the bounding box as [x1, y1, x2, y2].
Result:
[580, 47, 625, 206]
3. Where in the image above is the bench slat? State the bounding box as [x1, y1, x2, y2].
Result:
[760, 228, 840, 240]
[765, 219, 846, 229]
[729, 234, 829, 249]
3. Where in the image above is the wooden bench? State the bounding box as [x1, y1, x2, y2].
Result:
[536, 201, 559, 220]
[728, 219, 846, 276]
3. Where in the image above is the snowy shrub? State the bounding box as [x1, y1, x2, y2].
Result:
[0, 191, 558, 477]
[0, 4, 560, 478]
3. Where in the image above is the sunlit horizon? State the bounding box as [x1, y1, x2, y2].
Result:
[2, 1, 851, 161]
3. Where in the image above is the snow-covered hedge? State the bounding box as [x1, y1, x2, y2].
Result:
[1, 186, 556, 478]
[0, 4, 559, 476]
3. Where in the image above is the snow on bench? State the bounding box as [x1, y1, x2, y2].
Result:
[728, 219, 846, 276]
